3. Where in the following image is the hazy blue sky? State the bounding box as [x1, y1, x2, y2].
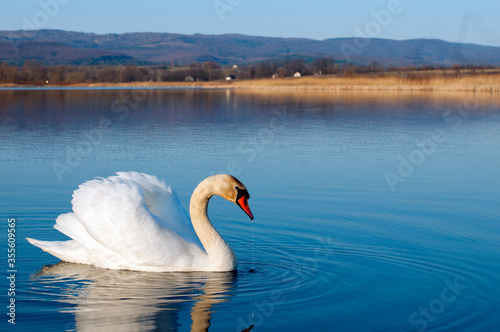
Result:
[1, 0, 499, 46]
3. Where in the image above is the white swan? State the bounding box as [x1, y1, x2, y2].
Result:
[27, 172, 254, 272]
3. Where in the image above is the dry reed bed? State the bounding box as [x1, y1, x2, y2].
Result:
[227, 75, 500, 92]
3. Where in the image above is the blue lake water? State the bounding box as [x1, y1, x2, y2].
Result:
[0, 88, 499, 331]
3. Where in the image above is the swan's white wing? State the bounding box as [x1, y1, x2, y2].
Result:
[112, 172, 200, 246]
[69, 175, 208, 271]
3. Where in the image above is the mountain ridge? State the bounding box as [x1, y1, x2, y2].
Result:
[1, 29, 499, 67]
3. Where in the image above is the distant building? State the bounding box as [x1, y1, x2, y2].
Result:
[226, 75, 236, 80]
[272, 73, 278, 79]
[232, 65, 239, 69]
[185, 76, 195, 82]
[294, 72, 302, 78]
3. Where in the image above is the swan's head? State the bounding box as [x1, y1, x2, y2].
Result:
[212, 174, 254, 220]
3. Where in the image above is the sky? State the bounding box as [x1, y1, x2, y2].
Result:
[1, 0, 500, 47]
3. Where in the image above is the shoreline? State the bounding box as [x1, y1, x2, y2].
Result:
[2, 74, 500, 92]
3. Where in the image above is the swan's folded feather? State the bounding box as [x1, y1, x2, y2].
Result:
[54, 213, 99, 250]
[52, 212, 130, 268]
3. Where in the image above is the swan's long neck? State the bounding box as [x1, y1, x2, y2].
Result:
[190, 176, 236, 270]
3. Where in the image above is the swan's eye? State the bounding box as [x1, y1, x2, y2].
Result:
[235, 186, 240, 191]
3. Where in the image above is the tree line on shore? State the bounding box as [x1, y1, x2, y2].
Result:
[0, 58, 494, 85]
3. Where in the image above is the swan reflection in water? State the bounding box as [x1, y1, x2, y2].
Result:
[34, 262, 238, 331]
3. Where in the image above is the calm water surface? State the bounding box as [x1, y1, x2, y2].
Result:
[0, 88, 499, 331]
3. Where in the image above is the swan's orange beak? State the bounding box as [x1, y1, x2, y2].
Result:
[237, 196, 254, 220]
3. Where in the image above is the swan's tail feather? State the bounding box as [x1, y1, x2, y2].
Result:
[26, 238, 89, 264]
[26, 237, 53, 251]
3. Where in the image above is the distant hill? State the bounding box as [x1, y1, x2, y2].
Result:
[1, 29, 500, 67]
[0, 40, 137, 66]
